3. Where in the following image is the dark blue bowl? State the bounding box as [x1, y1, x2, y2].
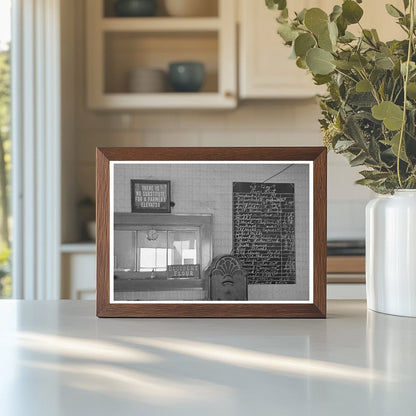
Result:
[168, 62, 205, 93]
[114, 0, 158, 17]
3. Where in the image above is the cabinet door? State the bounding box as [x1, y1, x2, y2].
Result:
[62, 253, 96, 300]
[238, 0, 404, 99]
[239, 0, 326, 99]
[359, 0, 404, 41]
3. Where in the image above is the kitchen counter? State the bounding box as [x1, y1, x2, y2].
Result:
[0, 300, 415, 415]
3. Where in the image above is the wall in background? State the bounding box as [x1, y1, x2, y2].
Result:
[62, 0, 374, 243]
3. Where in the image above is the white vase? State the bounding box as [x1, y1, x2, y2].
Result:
[366, 190, 416, 317]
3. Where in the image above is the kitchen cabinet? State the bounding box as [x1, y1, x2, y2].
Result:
[238, 0, 404, 99]
[238, 0, 325, 99]
[61, 245, 96, 300]
[86, 0, 237, 109]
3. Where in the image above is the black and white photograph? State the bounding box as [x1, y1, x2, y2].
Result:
[109, 161, 313, 303]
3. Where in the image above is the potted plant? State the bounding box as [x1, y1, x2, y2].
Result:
[266, 0, 416, 316]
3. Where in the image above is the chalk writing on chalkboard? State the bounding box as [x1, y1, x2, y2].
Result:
[131, 180, 171, 213]
[232, 182, 295, 284]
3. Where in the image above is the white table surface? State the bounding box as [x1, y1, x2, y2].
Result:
[0, 300, 415, 416]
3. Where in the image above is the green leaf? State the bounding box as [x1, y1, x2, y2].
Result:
[318, 27, 334, 52]
[350, 152, 368, 167]
[277, 23, 298, 43]
[407, 82, 416, 99]
[342, 0, 364, 24]
[339, 31, 356, 43]
[382, 132, 408, 162]
[294, 33, 316, 58]
[348, 92, 377, 107]
[375, 55, 395, 70]
[266, 0, 287, 11]
[371, 29, 380, 42]
[334, 140, 355, 151]
[313, 74, 332, 85]
[401, 61, 416, 76]
[330, 5, 342, 22]
[369, 136, 382, 163]
[385, 4, 404, 18]
[333, 60, 353, 70]
[356, 79, 372, 93]
[350, 54, 368, 70]
[403, 0, 410, 10]
[336, 15, 348, 36]
[304, 8, 329, 35]
[372, 101, 404, 131]
[306, 48, 335, 75]
[296, 57, 308, 69]
[363, 29, 376, 46]
[296, 8, 307, 23]
[328, 21, 338, 44]
[344, 114, 367, 147]
[360, 170, 392, 181]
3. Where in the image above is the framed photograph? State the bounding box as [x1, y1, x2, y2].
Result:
[96, 147, 327, 318]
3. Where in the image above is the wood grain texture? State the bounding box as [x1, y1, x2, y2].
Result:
[96, 147, 327, 318]
[327, 256, 365, 274]
[313, 148, 327, 318]
[96, 148, 110, 317]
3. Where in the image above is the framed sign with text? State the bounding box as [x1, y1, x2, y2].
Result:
[131, 179, 171, 213]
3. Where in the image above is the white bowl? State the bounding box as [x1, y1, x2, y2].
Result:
[164, 0, 218, 17]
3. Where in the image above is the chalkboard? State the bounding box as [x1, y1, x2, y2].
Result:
[131, 180, 171, 213]
[232, 182, 296, 284]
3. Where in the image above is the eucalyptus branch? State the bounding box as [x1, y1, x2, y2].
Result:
[397, 0, 415, 188]
[334, 68, 358, 84]
[359, 69, 381, 104]
[390, 79, 398, 101]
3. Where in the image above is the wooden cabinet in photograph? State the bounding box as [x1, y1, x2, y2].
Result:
[86, 0, 237, 109]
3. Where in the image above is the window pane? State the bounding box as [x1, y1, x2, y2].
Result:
[114, 230, 135, 271]
[168, 231, 198, 265]
[0, 0, 11, 298]
[137, 230, 167, 272]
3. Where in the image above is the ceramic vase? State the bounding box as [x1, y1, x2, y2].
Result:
[366, 190, 416, 317]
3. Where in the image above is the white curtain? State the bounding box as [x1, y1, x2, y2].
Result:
[12, 0, 61, 299]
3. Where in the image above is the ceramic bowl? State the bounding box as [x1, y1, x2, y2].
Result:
[114, 0, 158, 17]
[168, 62, 205, 92]
[128, 68, 167, 93]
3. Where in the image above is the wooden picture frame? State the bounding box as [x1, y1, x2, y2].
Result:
[96, 147, 327, 318]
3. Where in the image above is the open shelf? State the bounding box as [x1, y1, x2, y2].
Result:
[104, 0, 219, 18]
[104, 31, 218, 94]
[102, 17, 221, 32]
[91, 92, 234, 109]
[87, 0, 236, 109]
